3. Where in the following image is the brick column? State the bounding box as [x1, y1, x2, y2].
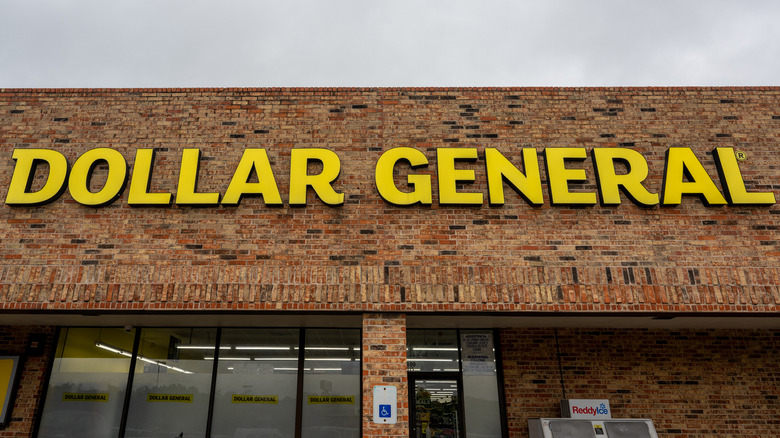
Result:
[0, 325, 56, 438]
[362, 313, 408, 437]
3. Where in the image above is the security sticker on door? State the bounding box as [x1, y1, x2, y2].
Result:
[373, 385, 397, 424]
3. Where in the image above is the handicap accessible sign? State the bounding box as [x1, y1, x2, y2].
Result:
[373, 386, 397, 424]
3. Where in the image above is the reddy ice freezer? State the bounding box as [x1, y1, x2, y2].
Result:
[528, 418, 658, 438]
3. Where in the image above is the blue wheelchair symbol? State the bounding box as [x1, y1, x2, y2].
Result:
[379, 404, 391, 418]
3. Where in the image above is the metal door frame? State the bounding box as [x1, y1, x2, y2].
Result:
[408, 371, 466, 438]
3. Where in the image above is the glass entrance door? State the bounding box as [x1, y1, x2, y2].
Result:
[409, 374, 464, 438]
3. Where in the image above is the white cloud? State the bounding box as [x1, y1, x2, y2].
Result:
[0, 0, 778, 87]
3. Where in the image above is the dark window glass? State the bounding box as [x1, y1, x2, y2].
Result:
[461, 330, 501, 438]
[407, 329, 459, 372]
[37, 326, 362, 438]
[300, 329, 360, 438]
[37, 327, 135, 438]
[123, 328, 216, 438]
[210, 328, 299, 438]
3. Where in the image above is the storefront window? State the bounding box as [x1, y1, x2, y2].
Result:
[37, 327, 135, 438]
[37, 326, 361, 438]
[461, 330, 502, 438]
[408, 329, 505, 438]
[210, 328, 300, 438]
[407, 330, 460, 372]
[300, 329, 361, 438]
[123, 328, 217, 438]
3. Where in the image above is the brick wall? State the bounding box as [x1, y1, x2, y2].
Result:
[362, 314, 408, 437]
[0, 87, 778, 315]
[500, 328, 780, 437]
[0, 326, 55, 438]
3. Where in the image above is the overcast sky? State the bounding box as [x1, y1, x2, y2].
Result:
[1, 0, 779, 88]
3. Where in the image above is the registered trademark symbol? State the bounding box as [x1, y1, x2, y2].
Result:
[735, 150, 747, 162]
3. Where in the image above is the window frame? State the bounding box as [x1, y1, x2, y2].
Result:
[406, 328, 509, 438]
[33, 326, 363, 438]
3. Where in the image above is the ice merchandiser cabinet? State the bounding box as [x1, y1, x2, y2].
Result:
[528, 418, 659, 438]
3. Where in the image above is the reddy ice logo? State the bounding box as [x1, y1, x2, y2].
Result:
[572, 403, 609, 417]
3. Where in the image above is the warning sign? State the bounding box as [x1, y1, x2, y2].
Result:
[461, 333, 495, 375]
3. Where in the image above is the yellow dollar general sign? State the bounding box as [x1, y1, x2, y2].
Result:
[0, 359, 14, 421]
[5, 147, 775, 207]
[308, 395, 355, 404]
[146, 393, 193, 403]
[62, 392, 109, 402]
[231, 394, 279, 404]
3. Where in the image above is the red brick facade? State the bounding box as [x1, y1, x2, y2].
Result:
[1, 87, 778, 314]
[0, 87, 778, 437]
[362, 314, 408, 437]
[500, 328, 780, 437]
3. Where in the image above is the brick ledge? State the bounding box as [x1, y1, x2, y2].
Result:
[2, 86, 780, 93]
